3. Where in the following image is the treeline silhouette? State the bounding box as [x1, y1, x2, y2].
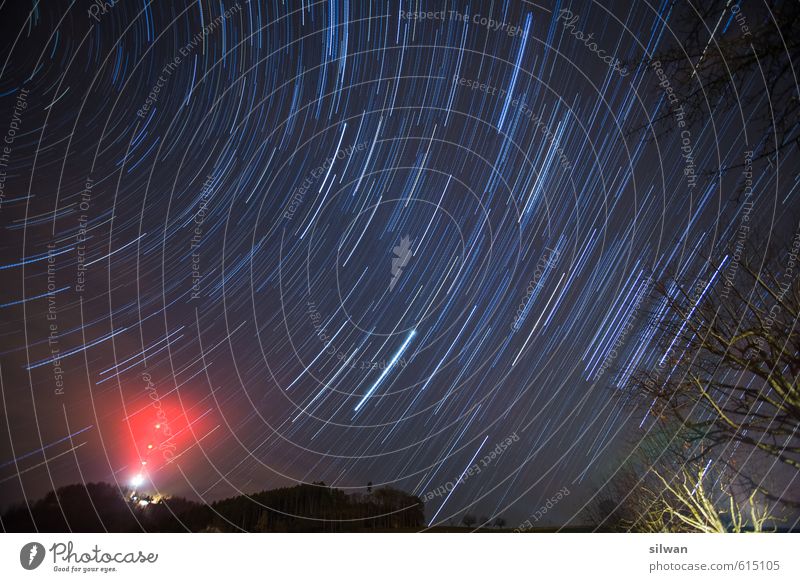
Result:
[1, 481, 425, 532]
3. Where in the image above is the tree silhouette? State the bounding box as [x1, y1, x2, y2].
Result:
[625, 241, 800, 484]
[2, 481, 424, 532]
[633, 1, 799, 169]
[608, 232, 800, 528]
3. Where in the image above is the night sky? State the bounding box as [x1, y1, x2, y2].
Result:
[1, 1, 798, 529]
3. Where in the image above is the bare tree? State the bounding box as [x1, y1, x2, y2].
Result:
[634, 464, 775, 532]
[634, 0, 799, 169]
[627, 250, 800, 470]
[461, 513, 477, 528]
[617, 231, 800, 517]
[587, 460, 777, 532]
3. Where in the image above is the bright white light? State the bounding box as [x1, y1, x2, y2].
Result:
[130, 473, 145, 487]
[138, 499, 150, 506]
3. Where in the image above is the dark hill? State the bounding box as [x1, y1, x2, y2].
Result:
[1, 481, 424, 532]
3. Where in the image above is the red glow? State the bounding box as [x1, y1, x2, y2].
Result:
[123, 388, 211, 485]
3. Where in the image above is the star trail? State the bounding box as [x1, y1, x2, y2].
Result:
[1, 0, 798, 534]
